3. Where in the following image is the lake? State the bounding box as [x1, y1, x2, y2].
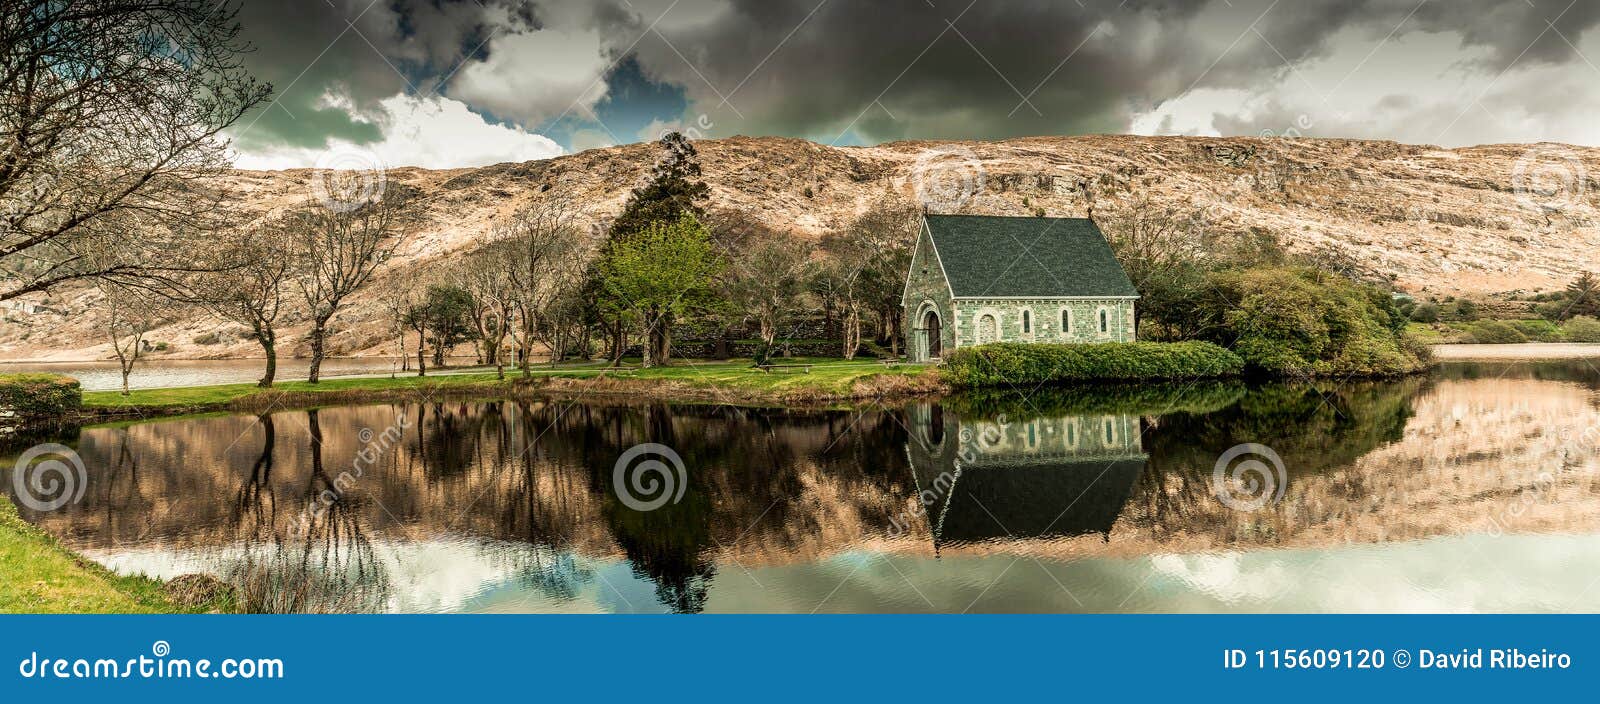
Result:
[7, 360, 1600, 613]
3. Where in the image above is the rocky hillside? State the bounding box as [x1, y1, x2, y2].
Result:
[4, 134, 1597, 361]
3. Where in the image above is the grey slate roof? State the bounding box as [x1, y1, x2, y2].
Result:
[925, 214, 1137, 298]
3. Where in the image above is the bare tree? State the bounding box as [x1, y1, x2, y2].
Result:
[497, 197, 587, 377]
[100, 286, 157, 396]
[724, 234, 815, 359]
[378, 270, 425, 374]
[820, 194, 919, 358]
[193, 223, 294, 386]
[289, 194, 409, 383]
[454, 242, 520, 378]
[0, 0, 270, 300]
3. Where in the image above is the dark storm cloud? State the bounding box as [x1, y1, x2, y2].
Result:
[612, 0, 1600, 143]
[232, 0, 504, 151]
[228, 0, 1600, 154]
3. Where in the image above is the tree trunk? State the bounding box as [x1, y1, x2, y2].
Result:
[888, 310, 901, 357]
[307, 318, 329, 383]
[120, 369, 131, 396]
[842, 307, 861, 360]
[609, 318, 625, 367]
[257, 328, 277, 388]
[416, 344, 427, 377]
[432, 340, 446, 368]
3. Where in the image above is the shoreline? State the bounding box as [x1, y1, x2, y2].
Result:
[0, 497, 232, 613]
[73, 360, 951, 421]
[20, 342, 1585, 425]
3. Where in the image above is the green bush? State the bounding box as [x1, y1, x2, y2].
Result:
[0, 373, 82, 420]
[1200, 267, 1427, 377]
[1468, 320, 1527, 344]
[943, 341, 1244, 387]
[1409, 303, 1439, 323]
[1564, 316, 1600, 343]
[1509, 319, 1565, 342]
[1451, 299, 1480, 321]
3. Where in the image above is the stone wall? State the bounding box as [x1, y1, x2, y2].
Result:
[901, 228, 957, 362]
[951, 298, 1136, 347]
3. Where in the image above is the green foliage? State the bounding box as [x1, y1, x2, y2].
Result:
[406, 284, 476, 361]
[943, 341, 1244, 387]
[946, 380, 1247, 419]
[1200, 267, 1426, 377]
[1508, 319, 1564, 342]
[1467, 320, 1527, 344]
[1409, 303, 1440, 323]
[0, 373, 82, 419]
[1449, 299, 1479, 321]
[600, 214, 726, 338]
[1563, 316, 1600, 343]
[607, 132, 710, 240]
[1567, 272, 1600, 318]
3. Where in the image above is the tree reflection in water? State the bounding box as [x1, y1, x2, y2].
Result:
[217, 410, 392, 613]
[14, 362, 1533, 613]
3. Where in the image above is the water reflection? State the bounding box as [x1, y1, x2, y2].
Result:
[904, 404, 1145, 549]
[8, 361, 1600, 613]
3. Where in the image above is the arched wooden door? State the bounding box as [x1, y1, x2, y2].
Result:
[924, 309, 942, 358]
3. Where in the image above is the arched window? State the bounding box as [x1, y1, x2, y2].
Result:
[1060, 309, 1071, 332]
[1021, 309, 1031, 334]
[1098, 308, 1109, 334]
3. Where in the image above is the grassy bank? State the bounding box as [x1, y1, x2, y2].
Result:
[81, 358, 944, 416]
[0, 497, 231, 613]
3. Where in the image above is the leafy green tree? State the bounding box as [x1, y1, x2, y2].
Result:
[609, 132, 711, 239]
[1565, 271, 1600, 319]
[1202, 267, 1425, 377]
[591, 132, 712, 363]
[1409, 303, 1440, 323]
[406, 285, 476, 368]
[599, 214, 725, 367]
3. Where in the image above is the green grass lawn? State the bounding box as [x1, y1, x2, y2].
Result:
[0, 497, 222, 613]
[82, 357, 935, 411]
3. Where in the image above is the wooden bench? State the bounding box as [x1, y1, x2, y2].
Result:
[755, 363, 812, 374]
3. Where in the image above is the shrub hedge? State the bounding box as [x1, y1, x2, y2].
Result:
[1564, 316, 1600, 343]
[1468, 320, 1527, 344]
[1201, 267, 1429, 377]
[943, 341, 1244, 387]
[0, 373, 82, 421]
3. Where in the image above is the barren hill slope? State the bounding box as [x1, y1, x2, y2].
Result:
[4, 134, 1597, 361]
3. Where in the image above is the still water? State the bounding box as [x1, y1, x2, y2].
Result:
[9, 361, 1600, 613]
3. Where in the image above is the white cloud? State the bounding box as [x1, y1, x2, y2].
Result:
[1130, 27, 1600, 148]
[233, 94, 564, 169]
[448, 27, 611, 128]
